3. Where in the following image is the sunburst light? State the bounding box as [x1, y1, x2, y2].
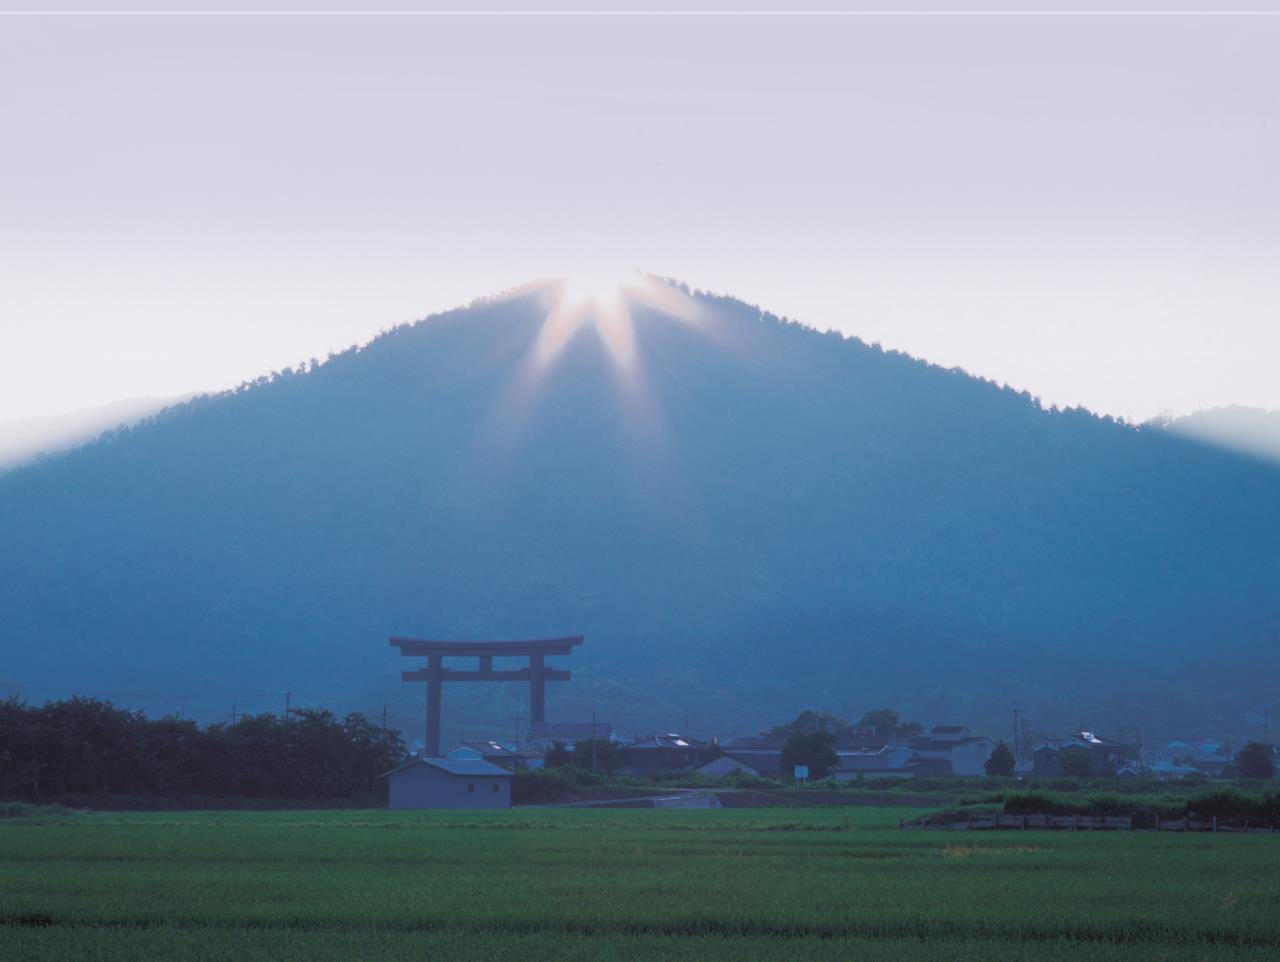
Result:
[529, 269, 704, 375]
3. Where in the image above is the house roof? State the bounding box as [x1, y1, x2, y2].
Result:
[1035, 733, 1133, 753]
[931, 725, 969, 734]
[1077, 731, 1128, 748]
[907, 736, 993, 751]
[457, 740, 520, 758]
[695, 755, 763, 776]
[628, 733, 703, 750]
[725, 751, 786, 774]
[838, 748, 904, 772]
[382, 757, 513, 779]
[721, 734, 788, 751]
[721, 733, 891, 752]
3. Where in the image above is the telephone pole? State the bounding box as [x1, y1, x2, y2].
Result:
[382, 703, 388, 733]
[591, 710, 598, 774]
[1011, 708, 1021, 768]
[1265, 708, 1270, 746]
[285, 691, 290, 722]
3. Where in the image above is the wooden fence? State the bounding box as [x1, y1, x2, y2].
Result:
[902, 814, 1132, 831]
[902, 814, 1279, 832]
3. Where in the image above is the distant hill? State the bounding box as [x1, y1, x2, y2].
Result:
[0, 395, 186, 470]
[1152, 406, 1280, 465]
[1, 280, 1276, 744]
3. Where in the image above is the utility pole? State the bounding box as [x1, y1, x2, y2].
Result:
[1012, 708, 1021, 768]
[285, 691, 290, 722]
[382, 703, 388, 733]
[591, 710, 598, 774]
[1265, 708, 1270, 746]
[231, 705, 237, 725]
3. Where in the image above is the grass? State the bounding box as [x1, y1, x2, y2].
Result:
[2, 806, 1279, 959]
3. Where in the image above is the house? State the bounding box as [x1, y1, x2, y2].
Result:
[1033, 744, 1064, 776]
[906, 726, 996, 776]
[1189, 754, 1233, 777]
[718, 734, 790, 770]
[717, 729, 991, 779]
[384, 757, 512, 809]
[524, 720, 614, 750]
[1032, 731, 1137, 776]
[517, 746, 545, 770]
[695, 754, 765, 778]
[625, 733, 707, 773]
[447, 740, 527, 770]
[832, 745, 916, 780]
[1117, 760, 1199, 780]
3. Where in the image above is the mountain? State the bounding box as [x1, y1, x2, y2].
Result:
[1, 279, 1277, 743]
[1152, 406, 1280, 466]
[0, 396, 186, 471]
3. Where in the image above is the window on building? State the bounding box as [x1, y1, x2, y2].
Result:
[491, 783, 499, 792]
[467, 783, 475, 792]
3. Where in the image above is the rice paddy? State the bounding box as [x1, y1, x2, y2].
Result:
[3, 806, 1279, 960]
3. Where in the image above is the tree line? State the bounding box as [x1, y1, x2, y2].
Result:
[0, 697, 404, 801]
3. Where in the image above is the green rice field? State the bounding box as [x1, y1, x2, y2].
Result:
[3, 805, 1279, 960]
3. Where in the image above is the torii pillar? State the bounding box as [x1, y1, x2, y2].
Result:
[390, 635, 584, 756]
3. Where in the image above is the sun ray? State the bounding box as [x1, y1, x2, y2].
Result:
[528, 270, 706, 375]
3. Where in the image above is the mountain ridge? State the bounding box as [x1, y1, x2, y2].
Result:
[1, 281, 1276, 742]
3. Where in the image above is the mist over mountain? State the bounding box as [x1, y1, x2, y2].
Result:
[1152, 406, 1280, 466]
[0, 395, 185, 471]
[1, 281, 1276, 742]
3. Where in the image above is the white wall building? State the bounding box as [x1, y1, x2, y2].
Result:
[385, 757, 512, 809]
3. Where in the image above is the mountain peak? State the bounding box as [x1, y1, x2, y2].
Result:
[1, 286, 1276, 740]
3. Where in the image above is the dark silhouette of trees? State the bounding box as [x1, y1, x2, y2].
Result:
[570, 739, 629, 773]
[985, 740, 1016, 776]
[771, 710, 853, 736]
[1236, 741, 1277, 780]
[855, 709, 923, 738]
[780, 731, 839, 780]
[1057, 746, 1094, 778]
[0, 697, 403, 801]
[539, 739, 627, 773]
[543, 740, 573, 768]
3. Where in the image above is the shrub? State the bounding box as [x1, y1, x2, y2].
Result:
[511, 768, 579, 805]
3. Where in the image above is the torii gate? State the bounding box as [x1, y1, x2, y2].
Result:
[390, 635, 584, 756]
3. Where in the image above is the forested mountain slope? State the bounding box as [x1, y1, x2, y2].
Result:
[2, 281, 1276, 739]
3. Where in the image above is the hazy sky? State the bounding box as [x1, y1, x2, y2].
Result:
[2, 3, 1278, 423]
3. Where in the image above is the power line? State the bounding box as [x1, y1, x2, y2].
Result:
[0, 680, 322, 701]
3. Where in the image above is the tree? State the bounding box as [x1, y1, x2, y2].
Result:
[570, 739, 629, 773]
[854, 709, 923, 738]
[770, 710, 852, 736]
[543, 740, 573, 769]
[0, 697, 404, 802]
[1057, 746, 1093, 778]
[1235, 741, 1277, 780]
[780, 731, 838, 780]
[985, 741, 1015, 776]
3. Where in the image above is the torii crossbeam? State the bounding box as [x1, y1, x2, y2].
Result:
[390, 635, 584, 756]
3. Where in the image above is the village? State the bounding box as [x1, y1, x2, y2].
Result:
[385, 719, 1263, 810]
[384, 635, 1272, 809]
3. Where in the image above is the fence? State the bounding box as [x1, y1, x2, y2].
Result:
[902, 813, 1280, 832]
[903, 814, 1132, 831]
